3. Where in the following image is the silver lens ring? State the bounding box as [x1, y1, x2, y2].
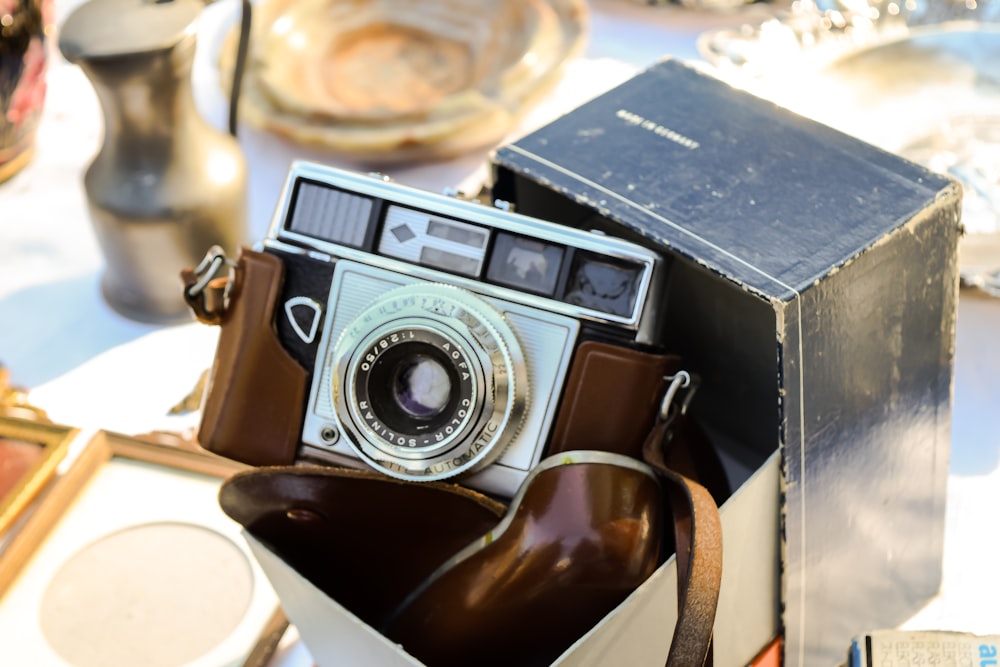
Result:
[345, 323, 486, 458]
[333, 283, 528, 482]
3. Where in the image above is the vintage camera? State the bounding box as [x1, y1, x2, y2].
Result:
[196, 161, 669, 498]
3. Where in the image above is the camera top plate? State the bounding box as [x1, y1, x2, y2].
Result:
[260, 161, 665, 345]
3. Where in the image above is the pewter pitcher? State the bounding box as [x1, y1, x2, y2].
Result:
[59, 0, 247, 324]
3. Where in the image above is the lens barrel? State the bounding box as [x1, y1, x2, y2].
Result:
[333, 283, 528, 482]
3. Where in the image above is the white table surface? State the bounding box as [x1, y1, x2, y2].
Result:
[1, 0, 998, 665]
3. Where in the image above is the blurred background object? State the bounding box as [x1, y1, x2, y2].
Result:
[2, 2, 999, 664]
[0, 363, 47, 422]
[630, 0, 760, 12]
[217, 0, 588, 164]
[0, 0, 50, 183]
[57, 0, 247, 324]
[699, 0, 1000, 296]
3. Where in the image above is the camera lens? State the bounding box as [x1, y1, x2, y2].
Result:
[334, 283, 528, 483]
[392, 354, 451, 419]
[362, 337, 470, 437]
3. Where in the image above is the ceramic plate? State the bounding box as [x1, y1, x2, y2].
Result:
[218, 0, 588, 163]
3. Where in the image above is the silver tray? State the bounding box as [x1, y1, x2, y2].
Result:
[700, 0, 1000, 295]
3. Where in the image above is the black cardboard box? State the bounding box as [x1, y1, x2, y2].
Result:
[491, 58, 962, 666]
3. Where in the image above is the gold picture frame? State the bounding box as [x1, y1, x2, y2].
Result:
[0, 416, 79, 590]
[0, 430, 280, 667]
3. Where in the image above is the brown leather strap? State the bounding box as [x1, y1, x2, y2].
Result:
[644, 413, 723, 667]
[659, 406, 732, 509]
[549, 340, 729, 501]
[552, 341, 722, 667]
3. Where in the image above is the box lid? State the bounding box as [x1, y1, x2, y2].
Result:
[493, 58, 954, 300]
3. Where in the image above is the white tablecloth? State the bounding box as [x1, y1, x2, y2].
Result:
[1, 0, 998, 664]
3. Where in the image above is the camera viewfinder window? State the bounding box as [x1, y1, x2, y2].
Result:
[427, 220, 487, 249]
[287, 182, 374, 249]
[486, 233, 564, 296]
[564, 253, 642, 318]
[378, 206, 488, 277]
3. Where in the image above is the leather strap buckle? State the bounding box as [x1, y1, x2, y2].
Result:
[660, 370, 698, 420]
[181, 246, 238, 325]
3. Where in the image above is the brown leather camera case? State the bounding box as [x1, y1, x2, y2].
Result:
[194, 249, 306, 466]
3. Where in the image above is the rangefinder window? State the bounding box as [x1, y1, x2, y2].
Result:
[564, 252, 643, 318]
[427, 219, 488, 248]
[419, 247, 482, 276]
[378, 205, 488, 277]
[486, 232, 565, 297]
[288, 181, 375, 249]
